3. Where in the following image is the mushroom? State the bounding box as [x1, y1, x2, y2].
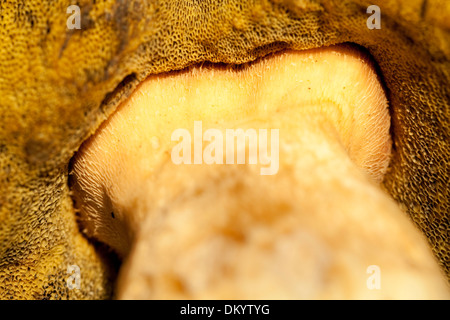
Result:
[1, 0, 448, 300]
[71, 45, 449, 298]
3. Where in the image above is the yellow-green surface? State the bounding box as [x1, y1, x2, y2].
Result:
[0, 0, 448, 299]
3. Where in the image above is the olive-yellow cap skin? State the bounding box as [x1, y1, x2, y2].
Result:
[0, 0, 449, 299]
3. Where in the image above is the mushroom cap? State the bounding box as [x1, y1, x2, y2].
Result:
[0, 0, 449, 299]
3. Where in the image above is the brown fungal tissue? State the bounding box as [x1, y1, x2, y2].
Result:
[0, 0, 449, 299]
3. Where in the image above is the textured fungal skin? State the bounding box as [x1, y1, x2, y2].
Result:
[0, 0, 449, 299]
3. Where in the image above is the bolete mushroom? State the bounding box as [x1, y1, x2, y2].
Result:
[0, 0, 449, 299]
[70, 45, 448, 298]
